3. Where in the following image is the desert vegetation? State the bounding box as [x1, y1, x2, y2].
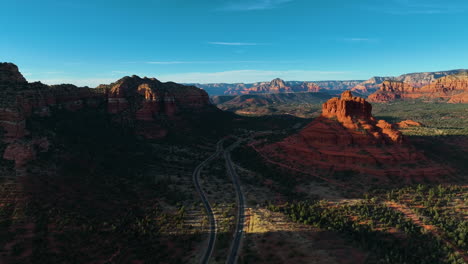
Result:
[268, 196, 466, 264]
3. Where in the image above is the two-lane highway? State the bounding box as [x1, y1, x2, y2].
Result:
[192, 139, 225, 264]
[224, 140, 246, 264]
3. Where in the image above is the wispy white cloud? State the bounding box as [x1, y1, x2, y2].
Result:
[208, 42, 264, 46]
[145, 60, 297, 64]
[146, 61, 190, 65]
[374, 0, 466, 15]
[220, 0, 294, 11]
[343, 38, 379, 43]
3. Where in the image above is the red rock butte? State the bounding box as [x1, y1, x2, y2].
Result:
[319, 90, 403, 145]
[0, 63, 212, 168]
[257, 91, 447, 181]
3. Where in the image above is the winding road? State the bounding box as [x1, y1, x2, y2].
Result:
[225, 140, 246, 264]
[192, 139, 225, 264]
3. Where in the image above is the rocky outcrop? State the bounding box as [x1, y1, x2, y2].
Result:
[244, 78, 292, 94]
[188, 83, 253, 96]
[367, 81, 416, 102]
[105, 76, 210, 117]
[447, 92, 468, 103]
[351, 77, 392, 95]
[0, 63, 213, 168]
[419, 72, 468, 93]
[3, 138, 49, 167]
[244, 78, 323, 94]
[396, 120, 423, 129]
[0, 65, 106, 168]
[312, 80, 363, 91]
[0, 63, 27, 84]
[0, 69, 105, 144]
[203, 78, 324, 95]
[394, 69, 467, 87]
[314, 91, 402, 144]
[352, 69, 468, 96]
[292, 82, 321, 92]
[192, 80, 363, 95]
[257, 91, 445, 180]
[103, 75, 212, 138]
[367, 72, 468, 103]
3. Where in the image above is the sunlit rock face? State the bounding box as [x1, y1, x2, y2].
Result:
[105, 75, 210, 119]
[258, 91, 447, 180]
[367, 72, 468, 103]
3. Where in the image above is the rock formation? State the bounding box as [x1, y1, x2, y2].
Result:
[312, 80, 363, 91]
[208, 78, 323, 95]
[447, 92, 468, 103]
[396, 120, 423, 129]
[0, 63, 27, 84]
[394, 69, 467, 87]
[419, 72, 468, 93]
[367, 72, 468, 103]
[351, 77, 392, 95]
[352, 69, 468, 96]
[102, 75, 212, 138]
[311, 90, 403, 144]
[257, 91, 446, 180]
[367, 81, 417, 102]
[0, 63, 213, 168]
[245, 78, 292, 94]
[0, 63, 106, 167]
[192, 80, 363, 95]
[293, 82, 321, 93]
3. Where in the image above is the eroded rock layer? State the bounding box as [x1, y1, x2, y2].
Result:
[368, 72, 468, 103]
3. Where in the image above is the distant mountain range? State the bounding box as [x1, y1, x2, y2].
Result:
[189, 69, 468, 96]
[368, 71, 468, 103]
[187, 79, 363, 96]
[352, 69, 468, 95]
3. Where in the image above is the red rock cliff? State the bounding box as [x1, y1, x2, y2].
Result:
[0, 64, 106, 168]
[367, 72, 468, 103]
[0, 64, 213, 168]
[105, 75, 210, 119]
[367, 81, 416, 103]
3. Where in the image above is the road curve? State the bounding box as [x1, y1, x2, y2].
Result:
[225, 141, 246, 264]
[193, 139, 224, 264]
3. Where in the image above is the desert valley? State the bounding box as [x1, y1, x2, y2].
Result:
[0, 62, 466, 264]
[2, 0, 468, 263]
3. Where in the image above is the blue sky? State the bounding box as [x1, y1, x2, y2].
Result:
[1, 0, 468, 86]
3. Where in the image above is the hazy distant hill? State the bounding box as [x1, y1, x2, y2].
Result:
[213, 91, 333, 105]
[190, 79, 364, 96]
[213, 91, 334, 117]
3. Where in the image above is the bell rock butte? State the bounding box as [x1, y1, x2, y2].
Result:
[257, 91, 446, 181]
